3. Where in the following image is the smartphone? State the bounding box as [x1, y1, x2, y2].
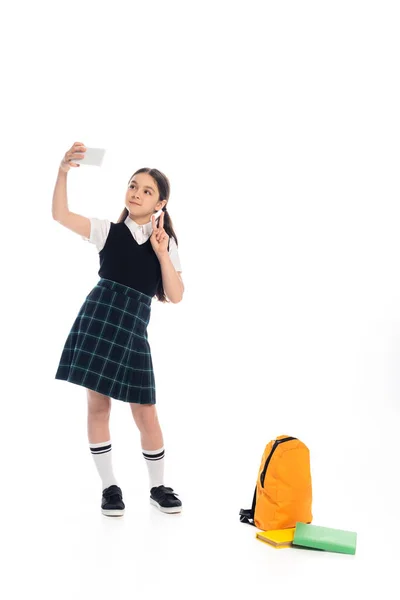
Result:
[75, 147, 106, 167]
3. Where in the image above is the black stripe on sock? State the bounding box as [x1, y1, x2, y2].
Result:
[142, 450, 165, 461]
[90, 443, 112, 454]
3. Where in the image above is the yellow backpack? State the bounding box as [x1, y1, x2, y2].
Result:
[239, 435, 313, 531]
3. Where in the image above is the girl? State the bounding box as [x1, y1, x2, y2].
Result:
[52, 141, 184, 518]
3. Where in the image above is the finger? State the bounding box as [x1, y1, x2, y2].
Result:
[65, 151, 85, 161]
[71, 142, 86, 152]
[152, 216, 159, 235]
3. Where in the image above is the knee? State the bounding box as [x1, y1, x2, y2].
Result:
[87, 389, 111, 418]
[132, 405, 159, 433]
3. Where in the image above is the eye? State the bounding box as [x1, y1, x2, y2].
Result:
[129, 184, 151, 194]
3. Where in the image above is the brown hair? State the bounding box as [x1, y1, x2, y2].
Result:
[116, 168, 179, 303]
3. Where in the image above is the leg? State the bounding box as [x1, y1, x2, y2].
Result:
[130, 403, 182, 513]
[130, 403, 165, 487]
[87, 388, 111, 443]
[129, 403, 163, 450]
[87, 389, 122, 509]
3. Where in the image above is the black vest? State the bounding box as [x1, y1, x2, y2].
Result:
[98, 222, 162, 297]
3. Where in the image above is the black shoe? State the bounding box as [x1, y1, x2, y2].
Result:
[150, 485, 182, 513]
[101, 485, 125, 517]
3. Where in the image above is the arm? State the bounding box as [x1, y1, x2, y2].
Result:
[158, 253, 184, 303]
[51, 167, 91, 238]
[52, 167, 69, 220]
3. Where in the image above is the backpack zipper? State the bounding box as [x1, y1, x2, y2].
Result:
[260, 436, 297, 487]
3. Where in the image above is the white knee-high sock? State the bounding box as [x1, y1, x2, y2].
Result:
[89, 440, 119, 491]
[142, 447, 165, 489]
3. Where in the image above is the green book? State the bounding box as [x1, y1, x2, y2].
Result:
[293, 522, 357, 555]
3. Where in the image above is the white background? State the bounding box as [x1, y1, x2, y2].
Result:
[1, 0, 399, 597]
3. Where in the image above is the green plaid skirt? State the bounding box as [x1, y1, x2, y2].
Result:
[55, 278, 156, 404]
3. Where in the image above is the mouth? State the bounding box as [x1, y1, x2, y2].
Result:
[129, 201, 140, 206]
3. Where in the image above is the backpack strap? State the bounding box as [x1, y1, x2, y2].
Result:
[239, 485, 257, 526]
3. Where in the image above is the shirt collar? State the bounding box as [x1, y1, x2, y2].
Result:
[124, 213, 158, 234]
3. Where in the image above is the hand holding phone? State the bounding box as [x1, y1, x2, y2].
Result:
[60, 142, 87, 172]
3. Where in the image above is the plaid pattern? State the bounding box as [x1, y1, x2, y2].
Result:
[55, 278, 156, 404]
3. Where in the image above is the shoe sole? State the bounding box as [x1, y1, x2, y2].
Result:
[150, 498, 182, 513]
[101, 508, 125, 517]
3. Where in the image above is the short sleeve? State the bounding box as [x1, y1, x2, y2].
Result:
[81, 217, 111, 253]
[168, 236, 182, 271]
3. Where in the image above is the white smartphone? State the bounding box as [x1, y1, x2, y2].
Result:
[75, 147, 106, 166]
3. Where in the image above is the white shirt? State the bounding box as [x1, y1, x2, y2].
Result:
[81, 211, 182, 272]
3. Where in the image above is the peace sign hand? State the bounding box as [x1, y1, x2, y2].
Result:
[150, 211, 169, 257]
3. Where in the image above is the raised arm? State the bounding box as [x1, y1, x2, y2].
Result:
[52, 142, 91, 238]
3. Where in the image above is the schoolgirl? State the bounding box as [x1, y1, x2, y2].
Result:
[53, 142, 184, 517]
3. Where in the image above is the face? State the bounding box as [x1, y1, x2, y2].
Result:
[125, 172, 166, 224]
